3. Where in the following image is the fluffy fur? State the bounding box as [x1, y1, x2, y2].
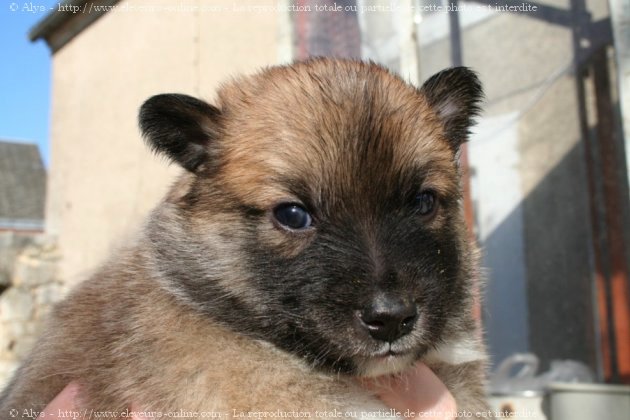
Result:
[1, 58, 489, 418]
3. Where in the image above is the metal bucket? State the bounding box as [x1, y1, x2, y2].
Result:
[545, 382, 630, 420]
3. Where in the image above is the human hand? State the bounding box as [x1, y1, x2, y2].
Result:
[43, 362, 455, 420]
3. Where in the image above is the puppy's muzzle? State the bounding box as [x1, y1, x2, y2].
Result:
[356, 294, 418, 343]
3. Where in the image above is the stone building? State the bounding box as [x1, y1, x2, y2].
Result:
[0, 233, 64, 388]
[0, 140, 52, 387]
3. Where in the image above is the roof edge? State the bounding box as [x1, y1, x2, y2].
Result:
[29, 0, 120, 53]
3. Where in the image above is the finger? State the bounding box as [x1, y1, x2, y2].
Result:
[358, 363, 456, 419]
[38, 382, 80, 419]
[39, 383, 150, 420]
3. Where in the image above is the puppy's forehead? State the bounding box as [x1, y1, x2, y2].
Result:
[216, 61, 456, 206]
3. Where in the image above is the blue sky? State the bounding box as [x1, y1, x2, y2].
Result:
[0, 1, 57, 167]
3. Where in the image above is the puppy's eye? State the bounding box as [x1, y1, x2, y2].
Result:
[415, 190, 437, 216]
[273, 204, 313, 230]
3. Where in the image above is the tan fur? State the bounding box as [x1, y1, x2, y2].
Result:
[216, 61, 458, 206]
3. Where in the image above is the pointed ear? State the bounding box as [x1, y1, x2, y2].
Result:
[420, 67, 483, 150]
[139, 94, 222, 172]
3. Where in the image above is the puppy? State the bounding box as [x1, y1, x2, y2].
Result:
[0, 58, 489, 418]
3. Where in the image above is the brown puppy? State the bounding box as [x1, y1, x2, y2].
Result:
[0, 59, 490, 418]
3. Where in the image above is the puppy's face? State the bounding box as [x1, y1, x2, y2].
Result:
[140, 59, 482, 376]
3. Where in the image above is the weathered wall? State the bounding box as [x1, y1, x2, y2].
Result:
[0, 233, 64, 389]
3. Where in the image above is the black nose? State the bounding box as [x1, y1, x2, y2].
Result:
[358, 296, 418, 342]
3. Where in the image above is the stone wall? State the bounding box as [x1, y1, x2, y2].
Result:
[0, 232, 65, 390]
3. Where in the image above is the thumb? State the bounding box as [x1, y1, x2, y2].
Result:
[358, 363, 456, 419]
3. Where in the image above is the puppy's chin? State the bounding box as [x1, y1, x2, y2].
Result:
[354, 352, 417, 378]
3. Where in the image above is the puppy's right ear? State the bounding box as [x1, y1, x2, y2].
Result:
[139, 94, 222, 172]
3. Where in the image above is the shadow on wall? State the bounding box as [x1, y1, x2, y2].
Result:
[481, 136, 630, 378]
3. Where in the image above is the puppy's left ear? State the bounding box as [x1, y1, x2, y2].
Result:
[139, 94, 222, 173]
[420, 67, 483, 151]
